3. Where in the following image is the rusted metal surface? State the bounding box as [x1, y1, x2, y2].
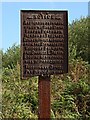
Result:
[38, 76, 50, 119]
[21, 10, 68, 79]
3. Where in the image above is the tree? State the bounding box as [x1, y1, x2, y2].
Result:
[69, 17, 89, 63]
[2, 44, 20, 68]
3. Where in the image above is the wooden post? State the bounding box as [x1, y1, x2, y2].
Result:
[38, 75, 50, 120]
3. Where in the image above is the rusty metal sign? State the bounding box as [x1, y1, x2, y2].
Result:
[21, 10, 68, 79]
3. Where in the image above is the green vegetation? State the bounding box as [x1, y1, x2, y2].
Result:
[1, 17, 90, 119]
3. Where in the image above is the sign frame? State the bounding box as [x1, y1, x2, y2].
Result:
[21, 10, 68, 79]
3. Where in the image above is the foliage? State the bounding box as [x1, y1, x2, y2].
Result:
[1, 17, 90, 119]
[2, 63, 38, 119]
[51, 59, 90, 119]
[68, 17, 89, 63]
[2, 44, 20, 68]
[2, 59, 90, 119]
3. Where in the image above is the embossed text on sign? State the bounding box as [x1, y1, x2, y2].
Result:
[21, 10, 68, 79]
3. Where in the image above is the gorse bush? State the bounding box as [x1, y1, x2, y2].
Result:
[2, 44, 20, 68]
[2, 59, 90, 119]
[51, 59, 90, 119]
[2, 63, 38, 119]
[68, 17, 89, 62]
[1, 17, 90, 119]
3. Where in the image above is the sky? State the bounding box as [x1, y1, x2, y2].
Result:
[1, 2, 88, 52]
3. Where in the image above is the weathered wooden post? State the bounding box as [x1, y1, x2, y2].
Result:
[38, 76, 50, 119]
[21, 10, 68, 119]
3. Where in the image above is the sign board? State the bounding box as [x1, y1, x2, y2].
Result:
[21, 10, 68, 79]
